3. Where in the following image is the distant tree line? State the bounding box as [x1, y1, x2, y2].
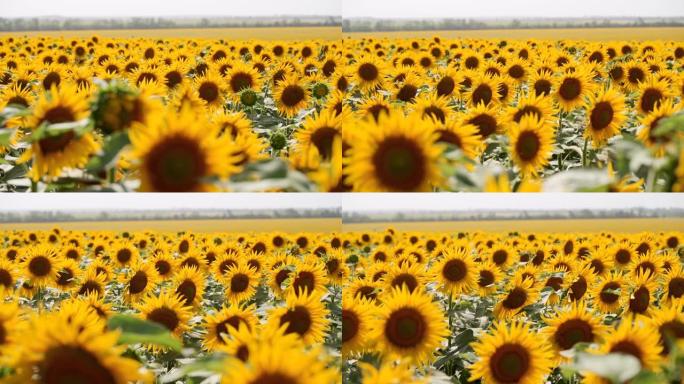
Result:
[0, 208, 341, 223]
[343, 207, 684, 223]
[0, 16, 341, 32]
[343, 17, 684, 32]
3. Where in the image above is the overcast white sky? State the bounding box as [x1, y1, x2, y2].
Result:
[0, 194, 340, 212]
[1, 194, 682, 214]
[342, 194, 684, 212]
[2, 0, 341, 18]
[343, 0, 684, 18]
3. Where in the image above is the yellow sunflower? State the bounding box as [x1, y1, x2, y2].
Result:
[470, 321, 554, 384]
[19, 84, 99, 181]
[584, 87, 626, 146]
[370, 286, 447, 364]
[508, 114, 555, 177]
[345, 110, 444, 192]
[129, 104, 239, 191]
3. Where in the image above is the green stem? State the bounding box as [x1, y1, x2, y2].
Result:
[30, 179, 38, 192]
[582, 137, 589, 167]
[447, 291, 454, 348]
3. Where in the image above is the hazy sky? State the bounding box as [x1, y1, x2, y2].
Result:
[0, 193, 340, 212]
[1, 193, 682, 214]
[343, 0, 684, 18]
[342, 194, 684, 212]
[2, 0, 341, 18]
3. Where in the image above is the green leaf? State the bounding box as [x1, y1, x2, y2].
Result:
[629, 371, 669, 384]
[107, 314, 182, 352]
[565, 352, 641, 383]
[31, 118, 92, 141]
[85, 132, 130, 173]
[0, 164, 28, 182]
[0, 129, 13, 147]
[159, 353, 228, 383]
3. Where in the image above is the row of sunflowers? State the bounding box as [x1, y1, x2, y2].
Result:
[0, 226, 683, 383]
[0, 228, 343, 383]
[1, 36, 684, 191]
[342, 229, 684, 383]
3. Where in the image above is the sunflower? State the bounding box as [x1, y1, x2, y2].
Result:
[629, 251, 664, 279]
[11, 307, 149, 384]
[0, 301, 22, 365]
[274, 74, 309, 118]
[358, 361, 416, 383]
[21, 244, 60, 288]
[224, 263, 259, 304]
[294, 109, 342, 162]
[554, 66, 595, 112]
[136, 290, 192, 339]
[370, 286, 447, 364]
[412, 93, 452, 123]
[589, 319, 663, 374]
[494, 275, 540, 319]
[220, 333, 336, 384]
[460, 102, 502, 140]
[465, 74, 500, 107]
[193, 70, 225, 110]
[432, 67, 460, 98]
[529, 69, 555, 97]
[564, 266, 594, 303]
[508, 114, 554, 177]
[150, 251, 176, 280]
[0, 259, 18, 296]
[19, 84, 99, 181]
[129, 104, 239, 191]
[544, 302, 606, 359]
[202, 304, 259, 351]
[267, 290, 329, 345]
[476, 260, 503, 296]
[342, 296, 375, 356]
[507, 93, 555, 127]
[287, 258, 329, 296]
[638, 99, 680, 155]
[470, 321, 554, 384]
[53, 258, 80, 293]
[347, 278, 382, 304]
[431, 248, 477, 295]
[226, 62, 262, 100]
[354, 55, 385, 91]
[506, 58, 529, 83]
[345, 110, 444, 192]
[172, 266, 205, 307]
[626, 272, 659, 317]
[392, 72, 421, 103]
[624, 61, 650, 91]
[663, 265, 684, 303]
[108, 241, 137, 268]
[76, 267, 108, 297]
[584, 87, 626, 146]
[636, 76, 674, 115]
[324, 249, 349, 285]
[648, 302, 684, 356]
[122, 261, 158, 302]
[356, 95, 391, 122]
[214, 110, 252, 140]
[384, 261, 427, 294]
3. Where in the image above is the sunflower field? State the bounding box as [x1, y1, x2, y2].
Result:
[0, 228, 343, 383]
[0, 36, 343, 191]
[342, 37, 684, 192]
[342, 229, 684, 383]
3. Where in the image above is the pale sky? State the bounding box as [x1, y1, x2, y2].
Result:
[342, 194, 684, 213]
[0, 193, 340, 212]
[343, 0, 684, 18]
[1, 0, 341, 18]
